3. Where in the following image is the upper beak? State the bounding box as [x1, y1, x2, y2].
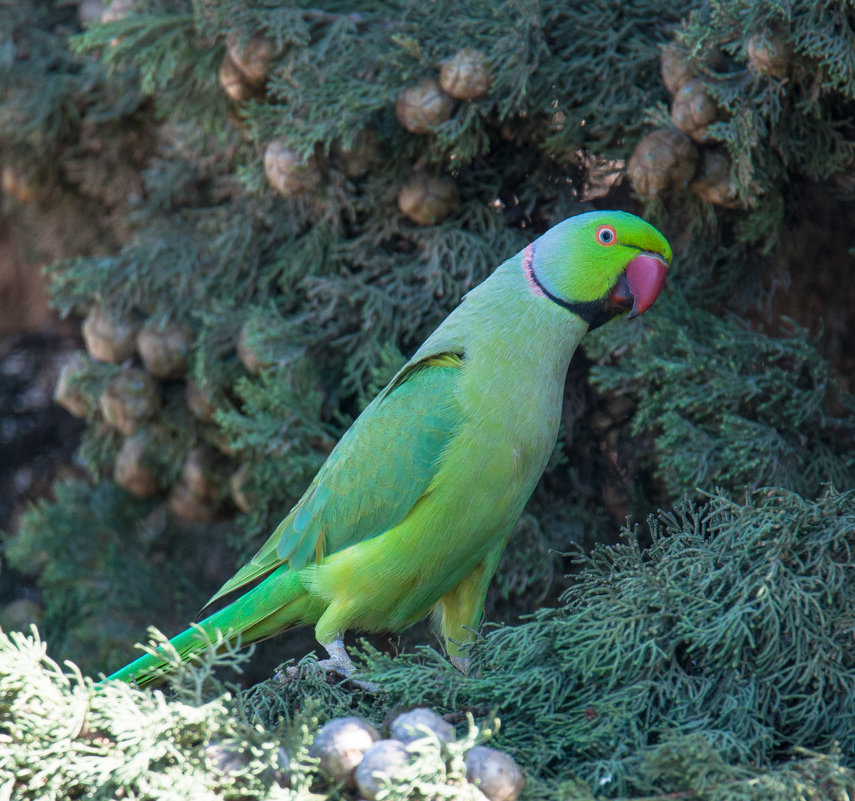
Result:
[609, 252, 668, 319]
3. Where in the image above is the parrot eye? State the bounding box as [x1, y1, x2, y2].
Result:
[596, 225, 617, 246]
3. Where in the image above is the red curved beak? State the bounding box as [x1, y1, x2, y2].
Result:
[609, 252, 668, 319]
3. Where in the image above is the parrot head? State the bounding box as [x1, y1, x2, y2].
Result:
[524, 210, 672, 330]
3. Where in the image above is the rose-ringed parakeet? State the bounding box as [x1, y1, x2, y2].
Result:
[105, 210, 671, 687]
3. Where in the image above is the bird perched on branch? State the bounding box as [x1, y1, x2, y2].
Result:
[105, 210, 671, 687]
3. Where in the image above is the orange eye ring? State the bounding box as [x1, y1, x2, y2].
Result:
[596, 224, 617, 246]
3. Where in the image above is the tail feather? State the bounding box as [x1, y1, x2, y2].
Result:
[103, 566, 317, 687]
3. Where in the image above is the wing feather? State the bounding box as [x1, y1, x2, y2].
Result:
[206, 351, 463, 606]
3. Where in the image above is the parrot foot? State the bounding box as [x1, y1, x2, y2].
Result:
[449, 654, 470, 674]
[314, 637, 380, 693]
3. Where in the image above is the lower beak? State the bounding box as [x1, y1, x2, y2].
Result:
[609, 252, 668, 318]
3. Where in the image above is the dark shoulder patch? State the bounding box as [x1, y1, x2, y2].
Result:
[384, 350, 464, 397]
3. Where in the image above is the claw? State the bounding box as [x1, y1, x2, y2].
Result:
[449, 654, 470, 674]
[315, 637, 380, 692]
[316, 637, 355, 676]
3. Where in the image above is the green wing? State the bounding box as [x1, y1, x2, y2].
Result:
[207, 352, 464, 606]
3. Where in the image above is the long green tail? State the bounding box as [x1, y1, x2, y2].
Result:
[103, 565, 320, 687]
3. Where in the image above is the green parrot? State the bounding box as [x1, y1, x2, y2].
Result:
[104, 210, 671, 687]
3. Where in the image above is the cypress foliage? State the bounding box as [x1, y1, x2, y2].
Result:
[2, 489, 854, 799]
[331, 488, 855, 798]
[584, 294, 855, 496]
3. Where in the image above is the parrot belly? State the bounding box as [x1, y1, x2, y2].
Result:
[303, 397, 559, 645]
